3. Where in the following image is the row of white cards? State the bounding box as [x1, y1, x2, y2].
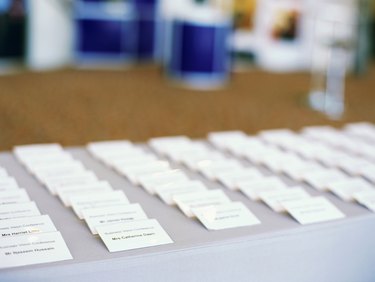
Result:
[147, 135, 346, 225]
[207, 126, 375, 213]
[88, 141, 260, 230]
[14, 143, 173, 253]
[0, 165, 72, 269]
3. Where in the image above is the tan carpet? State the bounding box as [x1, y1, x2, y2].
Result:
[0, 65, 374, 151]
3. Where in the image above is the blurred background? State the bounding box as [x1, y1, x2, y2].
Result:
[0, 0, 374, 149]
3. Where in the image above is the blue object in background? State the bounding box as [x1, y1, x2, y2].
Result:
[74, 0, 136, 65]
[133, 0, 159, 61]
[167, 18, 231, 89]
[0, 0, 26, 60]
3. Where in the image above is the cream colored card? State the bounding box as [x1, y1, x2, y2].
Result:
[0, 168, 8, 178]
[353, 190, 375, 212]
[155, 180, 207, 205]
[33, 162, 86, 181]
[238, 177, 287, 201]
[97, 219, 173, 252]
[173, 190, 231, 218]
[208, 131, 248, 149]
[180, 153, 228, 171]
[0, 231, 72, 269]
[302, 169, 349, 191]
[83, 204, 148, 235]
[0, 177, 19, 192]
[0, 202, 40, 220]
[138, 170, 189, 195]
[259, 188, 310, 213]
[281, 163, 324, 181]
[0, 189, 30, 205]
[44, 171, 98, 195]
[13, 143, 63, 159]
[56, 181, 113, 206]
[283, 197, 345, 224]
[197, 160, 242, 181]
[216, 168, 262, 190]
[192, 202, 260, 230]
[327, 178, 373, 202]
[70, 191, 129, 220]
[0, 215, 56, 237]
[116, 161, 170, 185]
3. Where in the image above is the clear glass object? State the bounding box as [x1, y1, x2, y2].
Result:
[308, 1, 357, 120]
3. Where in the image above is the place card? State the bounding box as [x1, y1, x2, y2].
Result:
[327, 178, 373, 202]
[216, 168, 262, 190]
[0, 202, 40, 220]
[281, 163, 324, 181]
[0, 231, 72, 269]
[283, 197, 345, 225]
[116, 161, 170, 185]
[26, 158, 82, 174]
[0, 168, 8, 178]
[238, 177, 287, 201]
[148, 136, 192, 153]
[208, 131, 248, 149]
[13, 143, 63, 159]
[20, 153, 74, 168]
[192, 202, 260, 230]
[302, 169, 349, 191]
[173, 190, 231, 218]
[87, 140, 134, 155]
[44, 171, 98, 195]
[0, 189, 30, 205]
[259, 188, 311, 212]
[82, 204, 148, 235]
[0, 178, 19, 192]
[353, 190, 375, 212]
[198, 160, 242, 181]
[138, 170, 189, 194]
[107, 154, 158, 169]
[32, 162, 86, 181]
[70, 191, 130, 220]
[360, 166, 375, 183]
[0, 215, 57, 238]
[96, 219, 173, 252]
[155, 180, 207, 205]
[165, 145, 213, 164]
[55, 181, 113, 206]
[180, 153, 228, 171]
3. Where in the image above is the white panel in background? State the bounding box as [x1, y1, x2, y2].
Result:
[27, 0, 73, 70]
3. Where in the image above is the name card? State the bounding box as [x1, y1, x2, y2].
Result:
[70, 191, 129, 220]
[44, 171, 98, 195]
[97, 219, 173, 252]
[0, 231, 72, 269]
[283, 197, 345, 225]
[0, 215, 57, 238]
[192, 202, 260, 230]
[327, 178, 373, 202]
[82, 204, 148, 235]
[173, 190, 231, 218]
[56, 181, 113, 206]
[216, 168, 262, 190]
[238, 177, 287, 201]
[138, 170, 189, 195]
[259, 188, 310, 213]
[303, 169, 349, 191]
[0, 202, 40, 220]
[353, 190, 375, 212]
[0, 178, 19, 192]
[0, 189, 30, 205]
[155, 180, 207, 205]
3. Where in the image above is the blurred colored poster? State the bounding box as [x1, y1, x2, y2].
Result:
[0, 0, 26, 60]
[233, 0, 256, 31]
